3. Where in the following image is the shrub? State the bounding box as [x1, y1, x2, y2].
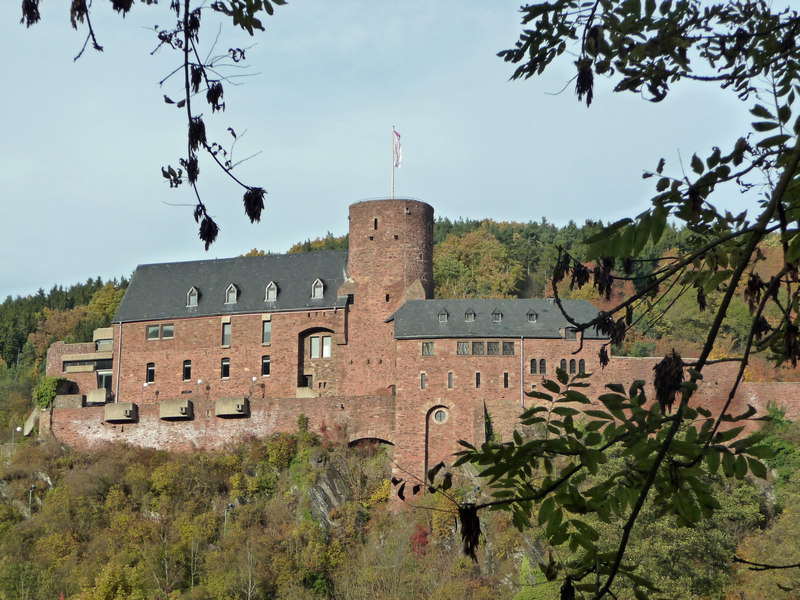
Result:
[32, 376, 66, 408]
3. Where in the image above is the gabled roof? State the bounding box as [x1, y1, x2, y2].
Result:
[388, 299, 607, 340]
[114, 250, 348, 323]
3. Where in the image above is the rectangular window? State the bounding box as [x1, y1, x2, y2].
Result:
[262, 320, 271, 345]
[420, 372, 426, 390]
[183, 360, 191, 381]
[220, 358, 230, 379]
[457, 341, 469, 355]
[146, 325, 160, 340]
[161, 324, 174, 339]
[447, 372, 453, 389]
[221, 322, 231, 347]
[322, 336, 332, 358]
[504, 372, 510, 388]
[503, 341, 515, 356]
[146, 363, 155, 383]
[422, 342, 434, 356]
[472, 341, 484, 355]
[310, 336, 321, 359]
[97, 370, 113, 391]
[261, 355, 271, 376]
[475, 372, 481, 388]
[487, 341, 499, 356]
[565, 328, 577, 340]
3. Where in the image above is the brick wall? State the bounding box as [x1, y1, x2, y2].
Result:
[49, 394, 396, 451]
[46, 341, 99, 394]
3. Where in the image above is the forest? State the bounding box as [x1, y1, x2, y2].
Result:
[0, 217, 797, 598]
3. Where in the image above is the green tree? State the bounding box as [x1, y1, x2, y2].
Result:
[393, 2, 800, 598]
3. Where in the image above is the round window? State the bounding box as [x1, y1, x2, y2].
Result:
[433, 409, 447, 423]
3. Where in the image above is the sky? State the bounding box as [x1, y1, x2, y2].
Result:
[0, 1, 757, 299]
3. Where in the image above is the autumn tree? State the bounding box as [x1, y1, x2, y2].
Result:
[394, 2, 800, 598]
[434, 228, 525, 299]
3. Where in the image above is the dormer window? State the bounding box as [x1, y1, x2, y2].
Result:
[438, 310, 448, 323]
[225, 284, 238, 305]
[311, 278, 324, 299]
[186, 287, 199, 307]
[265, 281, 278, 302]
[564, 327, 578, 340]
[527, 309, 537, 323]
[492, 309, 502, 323]
[464, 309, 476, 323]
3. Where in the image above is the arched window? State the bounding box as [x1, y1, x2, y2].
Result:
[265, 281, 278, 302]
[311, 278, 324, 299]
[530, 359, 537, 374]
[560, 359, 567, 372]
[225, 284, 238, 304]
[186, 287, 199, 307]
[539, 359, 546, 374]
[569, 359, 576, 374]
[579, 359, 586, 374]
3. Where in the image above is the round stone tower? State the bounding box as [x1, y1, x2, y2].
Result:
[338, 198, 434, 396]
[347, 198, 434, 305]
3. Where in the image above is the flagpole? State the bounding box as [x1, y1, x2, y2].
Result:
[391, 126, 395, 200]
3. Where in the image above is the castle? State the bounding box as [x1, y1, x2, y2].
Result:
[44, 199, 800, 487]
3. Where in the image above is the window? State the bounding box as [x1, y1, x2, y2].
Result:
[472, 341, 484, 355]
[438, 311, 448, 323]
[225, 284, 238, 304]
[310, 335, 331, 359]
[220, 358, 230, 379]
[433, 409, 447, 423]
[422, 342, 434, 356]
[420, 373, 426, 390]
[311, 278, 324, 299]
[221, 322, 231, 346]
[97, 370, 113, 391]
[504, 373, 510, 388]
[492, 310, 502, 323]
[265, 281, 278, 302]
[373, 217, 378, 230]
[261, 355, 271, 376]
[527, 310, 537, 323]
[262, 320, 272, 345]
[465, 309, 476, 322]
[457, 341, 469, 355]
[187, 287, 199, 307]
[530, 359, 537, 374]
[560, 359, 567, 372]
[487, 341, 499, 356]
[539, 359, 547, 374]
[447, 372, 453, 389]
[503, 341, 515, 356]
[579, 359, 586, 374]
[565, 327, 577, 340]
[475, 372, 481, 388]
[183, 360, 191, 381]
[570, 359, 576, 374]
[147, 324, 174, 340]
[146, 363, 155, 383]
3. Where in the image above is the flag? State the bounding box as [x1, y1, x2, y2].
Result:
[393, 128, 402, 168]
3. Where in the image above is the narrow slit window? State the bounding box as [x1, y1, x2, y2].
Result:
[261, 355, 271, 376]
[539, 359, 546, 374]
[530, 359, 537, 374]
[182, 360, 191, 381]
[221, 322, 231, 347]
[504, 373, 509, 388]
[262, 320, 272, 345]
[447, 372, 453, 389]
[475, 372, 481, 389]
[146, 363, 155, 383]
[420, 373, 426, 390]
[570, 359, 576, 374]
[220, 357, 230, 379]
[579, 359, 586, 374]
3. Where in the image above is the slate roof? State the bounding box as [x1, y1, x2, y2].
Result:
[113, 250, 349, 323]
[388, 299, 607, 340]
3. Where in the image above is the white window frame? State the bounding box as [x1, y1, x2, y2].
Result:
[187, 287, 199, 307]
[225, 283, 238, 305]
[311, 278, 324, 299]
[265, 281, 278, 302]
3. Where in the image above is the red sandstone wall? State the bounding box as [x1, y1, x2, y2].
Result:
[49, 395, 396, 452]
[339, 199, 434, 396]
[113, 309, 347, 404]
[45, 341, 100, 393]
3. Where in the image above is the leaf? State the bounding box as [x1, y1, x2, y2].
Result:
[734, 455, 748, 479]
[751, 121, 779, 132]
[747, 457, 767, 479]
[757, 134, 790, 148]
[690, 153, 704, 174]
[750, 104, 775, 119]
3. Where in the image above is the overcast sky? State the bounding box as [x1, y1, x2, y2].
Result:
[1, 1, 756, 299]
